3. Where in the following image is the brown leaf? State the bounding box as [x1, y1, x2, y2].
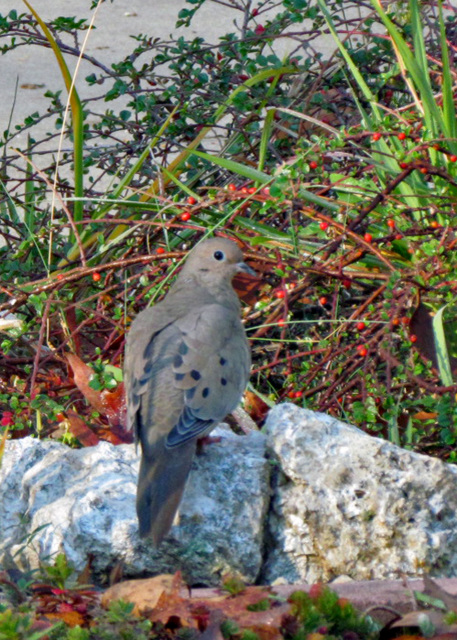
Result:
[66, 353, 126, 433]
[245, 391, 270, 424]
[44, 609, 86, 627]
[101, 573, 182, 617]
[233, 272, 262, 306]
[66, 411, 100, 447]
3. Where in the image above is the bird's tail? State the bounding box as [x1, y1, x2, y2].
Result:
[136, 443, 195, 545]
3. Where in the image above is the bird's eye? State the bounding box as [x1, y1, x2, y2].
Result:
[213, 250, 225, 261]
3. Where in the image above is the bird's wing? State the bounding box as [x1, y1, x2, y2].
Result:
[166, 303, 251, 447]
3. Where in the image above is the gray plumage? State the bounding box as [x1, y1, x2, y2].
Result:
[124, 238, 254, 544]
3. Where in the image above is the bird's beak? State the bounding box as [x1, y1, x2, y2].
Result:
[236, 261, 257, 277]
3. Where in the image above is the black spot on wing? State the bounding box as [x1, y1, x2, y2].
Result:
[221, 378, 227, 386]
[202, 387, 210, 398]
[220, 357, 227, 366]
[175, 372, 185, 381]
[174, 354, 184, 368]
[191, 369, 201, 381]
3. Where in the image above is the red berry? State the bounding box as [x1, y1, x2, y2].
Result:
[357, 346, 368, 357]
[275, 290, 286, 299]
[255, 24, 265, 35]
[342, 279, 351, 289]
[294, 391, 303, 398]
[372, 132, 381, 141]
[430, 220, 440, 229]
[387, 219, 395, 229]
[364, 232, 373, 243]
[397, 132, 406, 140]
[401, 316, 410, 325]
[399, 161, 408, 169]
[450, 155, 457, 162]
[395, 233, 402, 240]
[262, 186, 270, 196]
[319, 296, 328, 305]
[288, 390, 296, 398]
[181, 211, 191, 221]
[248, 187, 257, 194]
[156, 247, 165, 254]
[319, 221, 329, 231]
[420, 167, 428, 174]
[410, 334, 418, 343]
[92, 272, 101, 282]
[278, 318, 286, 327]
[241, 187, 249, 194]
[57, 274, 64, 281]
[309, 160, 318, 169]
[56, 413, 65, 422]
[227, 183, 237, 191]
[392, 317, 400, 326]
[187, 196, 197, 205]
[356, 321, 366, 331]
[309, 583, 325, 600]
[251, 7, 259, 16]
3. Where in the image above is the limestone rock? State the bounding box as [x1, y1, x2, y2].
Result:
[263, 403, 457, 583]
[0, 426, 268, 586]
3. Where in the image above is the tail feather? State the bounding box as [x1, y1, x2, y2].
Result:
[136, 443, 196, 545]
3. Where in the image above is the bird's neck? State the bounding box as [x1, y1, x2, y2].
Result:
[170, 275, 240, 312]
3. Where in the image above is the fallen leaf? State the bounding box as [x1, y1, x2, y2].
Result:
[66, 411, 100, 447]
[101, 573, 180, 617]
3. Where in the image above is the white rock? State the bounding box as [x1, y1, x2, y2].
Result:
[0, 426, 269, 586]
[263, 403, 457, 583]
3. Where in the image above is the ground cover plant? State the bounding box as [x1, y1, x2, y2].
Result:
[1, 0, 457, 461]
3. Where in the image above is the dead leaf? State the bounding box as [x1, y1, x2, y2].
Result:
[101, 573, 180, 617]
[233, 272, 262, 306]
[245, 391, 270, 424]
[66, 411, 100, 447]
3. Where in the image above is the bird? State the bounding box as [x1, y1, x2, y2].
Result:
[124, 237, 255, 545]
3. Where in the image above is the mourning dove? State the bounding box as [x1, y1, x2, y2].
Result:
[124, 237, 255, 544]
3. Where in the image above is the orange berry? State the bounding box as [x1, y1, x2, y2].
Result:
[430, 220, 440, 228]
[288, 390, 296, 398]
[364, 232, 373, 243]
[181, 211, 191, 221]
[92, 272, 101, 282]
[372, 132, 381, 141]
[397, 132, 406, 140]
[156, 247, 165, 254]
[357, 346, 368, 356]
[57, 274, 64, 281]
[387, 219, 395, 228]
[319, 221, 329, 231]
[319, 296, 328, 305]
[392, 317, 400, 326]
[420, 167, 428, 174]
[228, 183, 237, 191]
[187, 196, 197, 205]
